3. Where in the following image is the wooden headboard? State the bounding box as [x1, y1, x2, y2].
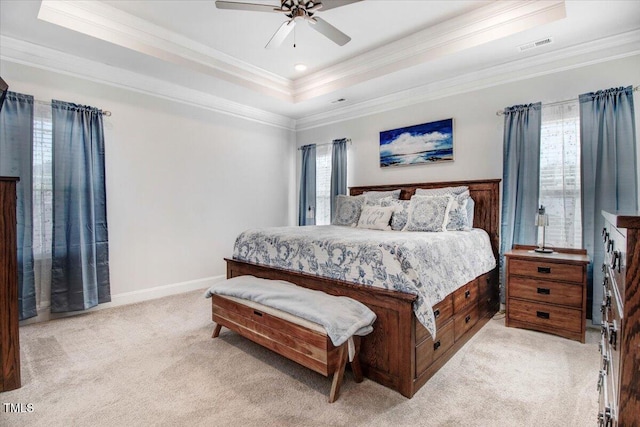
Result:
[349, 179, 501, 258]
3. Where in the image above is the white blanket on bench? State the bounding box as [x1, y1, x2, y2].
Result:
[205, 276, 376, 347]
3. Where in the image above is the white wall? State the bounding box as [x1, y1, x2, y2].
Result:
[296, 55, 640, 198]
[1, 61, 295, 315]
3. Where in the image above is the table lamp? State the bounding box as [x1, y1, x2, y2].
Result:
[534, 205, 553, 253]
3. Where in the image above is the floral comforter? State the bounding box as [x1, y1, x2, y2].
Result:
[232, 225, 496, 338]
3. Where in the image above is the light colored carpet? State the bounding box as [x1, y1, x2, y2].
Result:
[1, 290, 598, 427]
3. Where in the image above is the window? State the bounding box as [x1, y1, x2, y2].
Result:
[32, 102, 53, 310]
[539, 101, 581, 249]
[315, 144, 332, 225]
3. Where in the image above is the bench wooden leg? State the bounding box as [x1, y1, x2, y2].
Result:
[212, 323, 222, 338]
[329, 344, 348, 403]
[350, 336, 363, 383]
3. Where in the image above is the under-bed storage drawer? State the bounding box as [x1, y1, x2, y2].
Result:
[415, 320, 454, 377]
[454, 303, 479, 341]
[416, 296, 453, 344]
[453, 279, 478, 313]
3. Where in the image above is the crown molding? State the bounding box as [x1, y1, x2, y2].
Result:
[0, 36, 296, 130]
[292, 0, 567, 102]
[37, 1, 568, 105]
[295, 30, 640, 131]
[38, 0, 295, 101]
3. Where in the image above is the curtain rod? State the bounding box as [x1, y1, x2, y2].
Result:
[495, 85, 639, 116]
[34, 99, 112, 116]
[297, 139, 352, 150]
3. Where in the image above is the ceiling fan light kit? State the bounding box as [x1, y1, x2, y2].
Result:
[215, 0, 360, 48]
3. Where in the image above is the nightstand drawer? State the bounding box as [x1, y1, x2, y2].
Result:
[508, 277, 582, 308]
[508, 299, 581, 333]
[509, 258, 584, 284]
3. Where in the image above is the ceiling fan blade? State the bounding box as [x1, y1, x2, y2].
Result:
[215, 1, 280, 12]
[309, 17, 351, 46]
[265, 20, 296, 49]
[317, 0, 362, 12]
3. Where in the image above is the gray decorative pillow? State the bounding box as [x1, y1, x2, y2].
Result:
[365, 195, 393, 207]
[403, 195, 453, 232]
[356, 205, 394, 231]
[414, 186, 468, 197]
[446, 191, 471, 231]
[332, 195, 364, 227]
[381, 198, 410, 231]
[363, 189, 401, 203]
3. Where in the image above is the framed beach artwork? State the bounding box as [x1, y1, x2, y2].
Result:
[379, 118, 454, 167]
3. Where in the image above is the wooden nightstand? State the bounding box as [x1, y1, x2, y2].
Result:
[505, 245, 589, 343]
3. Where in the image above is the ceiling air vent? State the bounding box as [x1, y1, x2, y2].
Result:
[519, 37, 553, 52]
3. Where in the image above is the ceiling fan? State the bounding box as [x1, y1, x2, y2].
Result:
[215, 0, 362, 48]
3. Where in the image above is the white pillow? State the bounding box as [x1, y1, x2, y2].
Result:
[403, 195, 453, 232]
[356, 205, 394, 231]
[332, 195, 364, 227]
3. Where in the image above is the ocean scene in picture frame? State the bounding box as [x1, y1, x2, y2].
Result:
[379, 118, 454, 167]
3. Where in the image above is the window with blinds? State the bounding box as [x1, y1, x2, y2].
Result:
[539, 100, 581, 249]
[32, 102, 53, 309]
[315, 144, 332, 225]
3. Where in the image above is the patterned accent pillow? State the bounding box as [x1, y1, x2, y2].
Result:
[414, 186, 468, 197]
[332, 195, 364, 227]
[381, 198, 410, 231]
[403, 195, 453, 232]
[446, 190, 471, 231]
[363, 189, 401, 204]
[365, 195, 393, 206]
[356, 205, 394, 231]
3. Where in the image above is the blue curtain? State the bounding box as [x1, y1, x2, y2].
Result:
[580, 86, 637, 324]
[0, 92, 37, 320]
[298, 144, 316, 226]
[500, 103, 542, 301]
[51, 100, 110, 312]
[330, 138, 348, 222]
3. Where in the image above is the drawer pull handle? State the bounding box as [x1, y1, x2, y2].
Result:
[465, 290, 471, 298]
[601, 227, 607, 238]
[434, 309, 440, 318]
[609, 323, 617, 350]
[465, 315, 472, 323]
[537, 266, 551, 274]
[602, 231, 609, 243]
[536, 287, 550, 295]
[536, 311, 550, 319]
[253, 310, 263, 317]
[433, 341, 441, 351]
[610, 251, 619, 270]
[607, 239, 614, 253]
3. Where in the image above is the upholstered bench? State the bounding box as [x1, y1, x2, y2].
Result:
[206, 276, 376, 402]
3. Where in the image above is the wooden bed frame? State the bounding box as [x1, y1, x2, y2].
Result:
[224, 179, 500, 398]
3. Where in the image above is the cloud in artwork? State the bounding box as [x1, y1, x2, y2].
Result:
[381, 131, 451, 156]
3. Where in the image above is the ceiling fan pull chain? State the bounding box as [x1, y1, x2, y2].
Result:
[294, 26, 296, 48]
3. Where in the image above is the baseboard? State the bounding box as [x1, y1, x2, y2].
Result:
[19, 275, 226, 326]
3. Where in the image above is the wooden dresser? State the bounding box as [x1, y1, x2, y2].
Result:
[599, 211, 640, 426]
[505, 246, 589, 343]
[0, 177, 21, 392]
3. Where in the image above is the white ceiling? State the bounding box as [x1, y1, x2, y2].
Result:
[1, 1, 639, 129]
